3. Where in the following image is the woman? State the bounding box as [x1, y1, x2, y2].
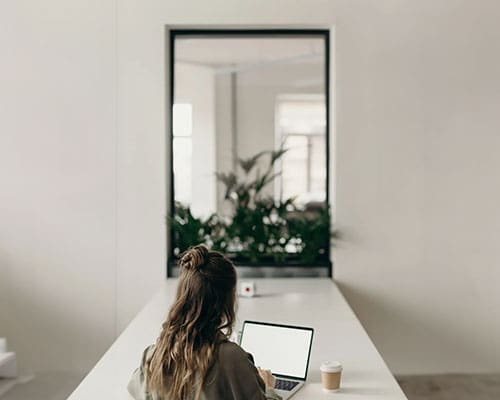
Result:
[128, 245, 282, 400]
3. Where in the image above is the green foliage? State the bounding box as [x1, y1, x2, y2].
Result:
[170, 149, 331, 264]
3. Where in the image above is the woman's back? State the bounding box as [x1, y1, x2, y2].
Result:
[127, 246, 281, 400]
[128, 340, 281, 400]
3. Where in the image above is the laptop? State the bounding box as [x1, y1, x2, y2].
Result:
[239, 321, 314, 400]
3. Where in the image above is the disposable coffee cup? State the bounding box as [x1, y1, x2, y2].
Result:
[320, 361, 342, 392]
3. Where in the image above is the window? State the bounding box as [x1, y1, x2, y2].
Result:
[275, 96, 326, 206]
[169, 30, 331, 276]
[172, 103, 192, 205]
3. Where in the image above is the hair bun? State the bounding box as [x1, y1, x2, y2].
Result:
[180, 245, 209, 271]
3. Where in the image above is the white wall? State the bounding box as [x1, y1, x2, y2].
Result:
[0, 0, 117, 373]
[175, 62, 217, 218]
[215, 73, 234, 215]
[215, 62, 325, 211]
[1, 0, 499, 377]
[236, 62, 324, 198]
[334, 1, 500, 374]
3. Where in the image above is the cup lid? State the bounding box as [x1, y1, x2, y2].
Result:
[320, 361, 342, 372]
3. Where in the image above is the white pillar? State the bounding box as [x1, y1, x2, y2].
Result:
[0, 338, 7, 353]
[0, 353, 17, 378]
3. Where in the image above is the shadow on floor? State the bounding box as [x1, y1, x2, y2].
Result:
[0, 372, 83, 400]
[397, 374, 500, 400]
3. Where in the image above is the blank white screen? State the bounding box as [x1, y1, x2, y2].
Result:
[240, 323, 312, 379]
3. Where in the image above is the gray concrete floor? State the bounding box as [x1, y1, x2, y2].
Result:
[397, 374, 500, 400]
[0, 372, 83, 400]
[1, 373, 499, 399]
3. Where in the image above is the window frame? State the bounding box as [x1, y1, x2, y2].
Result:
[167, 28, 331, 277]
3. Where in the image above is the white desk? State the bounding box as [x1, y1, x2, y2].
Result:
[68, 279, 407, 399]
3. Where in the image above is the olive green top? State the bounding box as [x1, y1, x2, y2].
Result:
[128, 341, 282, 400]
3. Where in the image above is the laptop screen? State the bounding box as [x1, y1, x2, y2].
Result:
[240, 321, 314, 380]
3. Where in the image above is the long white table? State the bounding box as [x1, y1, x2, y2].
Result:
[68, 279, 407, 399]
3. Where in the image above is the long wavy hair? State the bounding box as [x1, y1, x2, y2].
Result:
[146, 245, 237, 399]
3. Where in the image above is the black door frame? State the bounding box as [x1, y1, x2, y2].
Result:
[167, 28, 331, 277]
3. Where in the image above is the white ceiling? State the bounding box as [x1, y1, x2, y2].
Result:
[175, 37, 325, 68]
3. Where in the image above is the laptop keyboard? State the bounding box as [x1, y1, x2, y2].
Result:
[275, 379, 299, 391]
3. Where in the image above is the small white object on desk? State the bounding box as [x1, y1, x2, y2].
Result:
[239, 281, 256, 297]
